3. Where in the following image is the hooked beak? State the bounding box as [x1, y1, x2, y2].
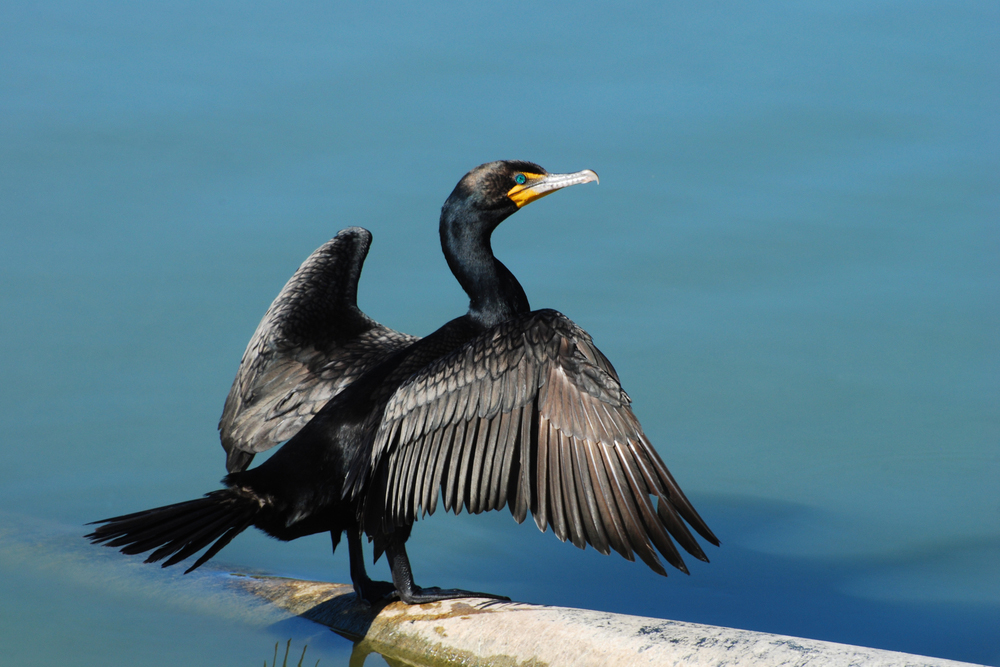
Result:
[507, 169, 600, 208]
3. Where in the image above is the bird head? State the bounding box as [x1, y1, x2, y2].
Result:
[441, 160, 599, 236]
[446, 160, 598, 214]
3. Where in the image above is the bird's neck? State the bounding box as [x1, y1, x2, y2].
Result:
[440, 212, 530, 329]
[468, 253, 531, 327]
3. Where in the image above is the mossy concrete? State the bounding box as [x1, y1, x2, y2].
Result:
[231, 575, 982, 667]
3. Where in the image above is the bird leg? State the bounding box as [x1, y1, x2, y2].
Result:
[383, 531, 510, 604]
[344, 530, 396, 604]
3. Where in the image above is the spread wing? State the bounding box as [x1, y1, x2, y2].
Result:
[219, 227, 417, 473]
[363, 309, 718, 575]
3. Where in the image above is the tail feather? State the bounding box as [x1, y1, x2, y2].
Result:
[185, 516, 256, 573]
[86, 489, 259, 573]
[153, 512, 243, 566]
[88, 498, 213, 535]
[109, 516, 210, 552]
[103, 504, 221, 549]
[108, 504, 223, 552]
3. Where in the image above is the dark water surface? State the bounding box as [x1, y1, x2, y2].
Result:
[2, 2, 997, 665]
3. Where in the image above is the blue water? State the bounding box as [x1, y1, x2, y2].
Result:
[2, 2, 997, 665]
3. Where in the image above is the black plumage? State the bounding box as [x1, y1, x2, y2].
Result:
[88, 160, 719, 604]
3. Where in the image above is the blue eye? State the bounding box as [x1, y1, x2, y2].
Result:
[515, 174, 526, 185]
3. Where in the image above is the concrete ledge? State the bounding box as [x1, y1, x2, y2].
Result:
[231, 575, 981, 667]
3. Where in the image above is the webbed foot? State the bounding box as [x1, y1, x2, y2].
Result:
[397, 585, 510, 604]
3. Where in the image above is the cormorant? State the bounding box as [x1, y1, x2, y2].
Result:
[87, 160, 719, 604]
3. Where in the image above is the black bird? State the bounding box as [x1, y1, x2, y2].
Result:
[88, 160, 719, 604]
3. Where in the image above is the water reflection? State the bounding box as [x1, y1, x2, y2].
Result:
[348, 641, 415, 667]
[348, 644, 401, 667]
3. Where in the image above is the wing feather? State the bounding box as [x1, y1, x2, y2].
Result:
[548, 419, 569, 541]
[513, 402, 534, 524]
[443, 420, 466, 514]
[428, 422, 455, 516]
[583, 438, 631, 559]
[478, 415, 501, 512]
[558, 430, 586, 549]
[418, 427, 445, 518]
[467, 417, 490, 514]
[571, 438, 610, 555]
[599, 438, 664, 574]
[535, 415, 551, 533]
[488, 411, 512, 511]
[399, 426, 423, 525]
[385, 426, 404, 526]
[617, 441, 684, 573]
[626, 438, 706, 562]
